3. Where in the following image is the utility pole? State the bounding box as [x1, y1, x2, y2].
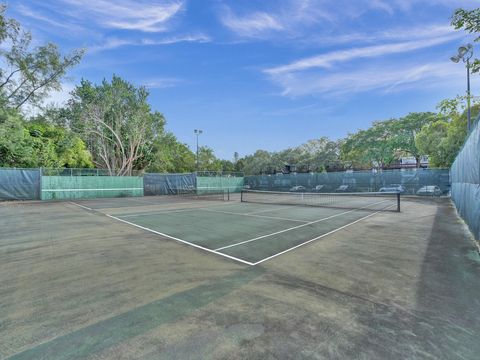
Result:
[451, 44, 474, 132]
[194, 129, 203, 170]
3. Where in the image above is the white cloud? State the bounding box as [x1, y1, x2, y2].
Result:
[265, 34, 461, 75]
[141, 34, 211, 45]
[60, 0, 184, 32]
[268, 61, 463, 97]
[390, 0, 474, 12]
[368, 0, 395, 15]
[16, 4, 72, 29]
[142, 77, 184, 89]
[220, 8, 284, 38]
[310, 24, 457, 46]
[89, 33, 210, 53]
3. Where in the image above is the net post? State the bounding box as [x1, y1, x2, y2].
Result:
[227, 189, 230, 201]
[396, 192, 401, 212]
[240, 190, 243, 202]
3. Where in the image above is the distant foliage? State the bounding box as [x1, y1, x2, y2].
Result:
[0, 108, 93, 168]
[416, 101, 479, 167]
[341, 112, 439, 169]
[147, 133, 196, 173]
[240, 138, 341, 175]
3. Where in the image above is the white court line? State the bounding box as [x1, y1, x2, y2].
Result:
[69, 200, 253, 265]
[118, 207, 209, 218]
[70, 199, 395, 266]
[43, 188, 143, 192]
[105, 214, 254, 266]
[69, 202, 93, 211]
[214, 199, 389, 251]
[252, 204, 396, 265]
[202, 208, 309, 223]
[111, 202, 242, 218]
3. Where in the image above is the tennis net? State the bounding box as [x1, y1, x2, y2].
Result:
[241, 189, 400, 212]
[178, 188, 230, 201]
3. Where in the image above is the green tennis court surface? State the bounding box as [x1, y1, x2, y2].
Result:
[2, 194, 480, 360]
[71, 192, 400, 265]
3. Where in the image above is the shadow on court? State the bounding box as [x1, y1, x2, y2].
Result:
[0, 196, 479, 359]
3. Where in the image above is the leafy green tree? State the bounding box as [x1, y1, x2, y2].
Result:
[26, 121, 93, 168]
[341, 113, 438, 169]
[415, 121, 450, 167]
[147, 133, 195, 173]
[295, 137, 340, 171]
[391, 112, 438, 166]
[0, 5, 84, 109]
[415, 102, 479, 167]
[0, 108, 35, 166]
[240, 137, 341, 175]
[0, 108, 92, 168]
[197, 146, 222, 171]
[66, 76, 165, 175]
[218, 159, 235, 172]
[341, 120, 397, 169]
[242, 150, 276, 175]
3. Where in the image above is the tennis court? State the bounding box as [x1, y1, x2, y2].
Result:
[2, 191, 480, 360]
[71, 190, 401, 265]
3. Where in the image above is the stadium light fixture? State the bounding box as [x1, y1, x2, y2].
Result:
[451, 44, 474, 132]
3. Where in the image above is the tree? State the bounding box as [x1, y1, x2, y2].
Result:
[0, 5, 84, 109]
[391, 112, 438, 166]
[242, 150, 276, 175]
[340, 113, 438, 169]
[295, 137, 340, 171]
[66, 76, 165, 175]
[0, 108, 93, 168]
[415, 121, 450, 167]
[26, 121, 93, 168]
[340, 120, 397, 169]
[451, 8, 480, 74]
[0, 108, 35, 167]
[415, 101, 479, 167]
[147, 133, 195, 173]
[218, 159, 235, 172]
[197, 146, 222, 171]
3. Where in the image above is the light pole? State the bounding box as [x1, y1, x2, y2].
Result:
[451, 43, 474, 132]
[194, 129, 203, 171]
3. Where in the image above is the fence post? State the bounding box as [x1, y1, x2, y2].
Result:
[39, 167, 43, 200]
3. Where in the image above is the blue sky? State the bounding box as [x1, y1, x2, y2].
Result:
[10, 0, 479, 160]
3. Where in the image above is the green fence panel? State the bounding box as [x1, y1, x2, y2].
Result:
[245, 169, 450, 195]
[0, 168, 41, 200]
[451, 118, 480, 241]
[41, 176, 144, 200]
[197, 176, 244, 193]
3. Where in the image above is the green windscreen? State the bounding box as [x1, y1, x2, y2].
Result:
[41, 176, 144, 200]
[196, 176, 244, 194]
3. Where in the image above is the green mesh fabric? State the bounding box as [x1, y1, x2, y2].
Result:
[41, 176, 144, 200]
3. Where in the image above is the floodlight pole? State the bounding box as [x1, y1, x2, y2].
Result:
[194, 129, 203, 171]
[451, 44, 474, 132]
[466, 58, 471, 132]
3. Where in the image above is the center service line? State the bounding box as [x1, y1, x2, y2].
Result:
[215, 199, 389, 251]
